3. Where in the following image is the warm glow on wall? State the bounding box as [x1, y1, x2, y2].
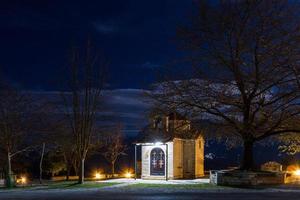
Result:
[294, 169, 300, 176]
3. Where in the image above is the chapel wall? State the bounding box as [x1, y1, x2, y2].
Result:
[173, 139, 184, 178]
[183, 140, 196, 178]
[195, 135, 205, 177]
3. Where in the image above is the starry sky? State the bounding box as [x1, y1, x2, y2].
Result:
[0, 0, 193, 90]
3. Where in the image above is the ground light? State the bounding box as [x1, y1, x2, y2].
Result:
[17, 176, 27, 184]
[21, 177, 26, 184]
[95, 173, 101, 179]
[125, 172, 132, 178]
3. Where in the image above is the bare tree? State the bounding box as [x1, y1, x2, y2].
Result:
[0, 84, 37, 187]
[46, 96, 79, 181]
[62, 41, 107, 184]
[102, 124, 127, 176]
[31, 100, 61, 184]
[54, 123, 78, 181]
[151, 0, 300, 170]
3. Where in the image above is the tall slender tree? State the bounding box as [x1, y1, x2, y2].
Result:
[62, 41, 107, 184]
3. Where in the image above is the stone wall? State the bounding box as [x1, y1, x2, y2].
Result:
[210, 170, 286, 186]
[261, 161, 282, 172]
[285, 172, 300, 183]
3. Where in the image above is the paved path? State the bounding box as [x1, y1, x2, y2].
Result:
[1, 179, 300, 200]
[100, 178, 210, 185]
[96, 178, 211, 189]
[1, 188, 300, 200]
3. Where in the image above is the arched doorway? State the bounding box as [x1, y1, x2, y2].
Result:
[150, 147, 165, 176]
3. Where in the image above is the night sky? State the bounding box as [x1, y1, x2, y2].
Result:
[0, 0, 196, 138]
[0, 0, 286, 168]
[0, 0, 193, 90]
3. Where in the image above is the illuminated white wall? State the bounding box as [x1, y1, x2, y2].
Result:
[141, 142, 173, 179]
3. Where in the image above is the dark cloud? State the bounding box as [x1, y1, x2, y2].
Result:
[0, 0, 193, 90]
[141, 62, 161, 69]
[93, 22, 118, 34]
[31, 89, 151, 137]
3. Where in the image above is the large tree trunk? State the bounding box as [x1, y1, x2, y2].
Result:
[241, 141, 254, 170]
[111, 162, 115, 178]
[66, 165, 71, 181]
[6, 151, 14, 188]
[78, 158, 85, 184]
[7, 152, 11, 178]
[39, 143, 45, 184]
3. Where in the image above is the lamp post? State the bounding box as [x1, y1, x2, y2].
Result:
[134, 144, 137, 180]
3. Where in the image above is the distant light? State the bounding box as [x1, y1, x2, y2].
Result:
[18, 177, 26, 184]
[294, 170, 300, 176]
[95, 173, 101, 179]
[21, 177, 26, 184]
[125, 172, 132, 178]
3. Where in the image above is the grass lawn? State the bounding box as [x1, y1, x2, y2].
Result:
[125, 183, 224, 190]
[46, 181, 119, 189]
[0, 181, 120, 191]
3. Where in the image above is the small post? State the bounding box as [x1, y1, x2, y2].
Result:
[134, 144, 137, 180]
[39, 142, 45, 184]
[166, 143, 168, 181]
